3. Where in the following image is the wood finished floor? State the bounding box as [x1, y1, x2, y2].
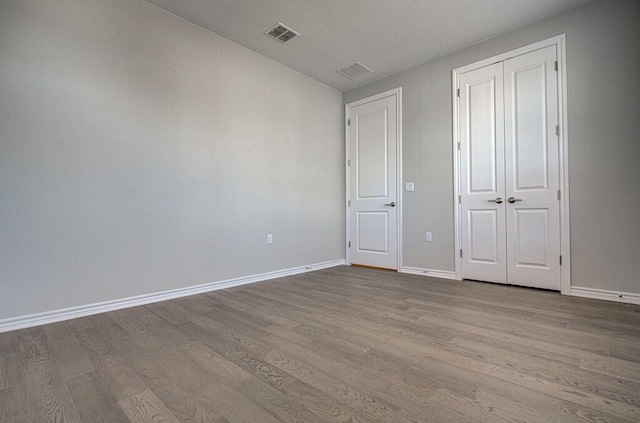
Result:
[1, 266, 640, 422]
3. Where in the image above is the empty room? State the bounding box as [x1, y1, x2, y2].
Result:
[1, 0, 639, 421]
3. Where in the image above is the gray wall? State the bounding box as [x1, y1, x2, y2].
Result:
[0, 0, 344, 320]
[344, 0, 640, 294]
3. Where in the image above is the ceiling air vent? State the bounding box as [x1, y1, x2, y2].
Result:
[337, 62, 373, 79]
[265, 22, 300, 43]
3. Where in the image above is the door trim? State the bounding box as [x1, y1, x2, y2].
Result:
[345, 87, 403, 270]
[452, 35, 571, 294]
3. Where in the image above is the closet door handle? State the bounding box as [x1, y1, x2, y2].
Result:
[508, 197, 522, 204]
[384, 202, 396, 207]
[488, 197, 503, 204]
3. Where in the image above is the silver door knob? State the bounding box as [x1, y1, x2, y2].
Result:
[384, 202, 396, 207]
[488, 197, 503, 204]
[508, 197, 522, 203]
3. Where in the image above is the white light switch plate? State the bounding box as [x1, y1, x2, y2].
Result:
[405, 182, 415, 192]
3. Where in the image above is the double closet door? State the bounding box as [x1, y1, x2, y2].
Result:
[459, 45, 561, 291]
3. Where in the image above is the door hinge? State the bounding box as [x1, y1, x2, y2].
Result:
[556, 125, 560, 136]
[460, 249, 463, 258]
[348, 200, 351, 207]
[457, 142, 461, 151]
[348, 119, 351, 126]
[560, 255, 563, 265]
[458, 195, 461, 204]
[347, 159, 351, 166]
[457, 88, 460, 97]
[554, 61, 558, 72]
[557, 190, 561, 201]
[348, 241, 351, 248]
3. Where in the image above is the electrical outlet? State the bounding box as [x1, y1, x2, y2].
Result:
[267, 234, 273, 244]
[425, 232, 432, 242]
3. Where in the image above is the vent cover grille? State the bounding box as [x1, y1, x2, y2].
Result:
[337, 62, 373, 79]
[265, 22, 300, 43]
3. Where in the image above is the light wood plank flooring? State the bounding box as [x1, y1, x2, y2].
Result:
[1, 266, 640, 422]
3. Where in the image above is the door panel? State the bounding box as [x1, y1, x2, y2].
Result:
[357, 212, 389, 253]
[357, 109, 388, 198]
[349, 93, 398, 270]
[514, 209, 549, 267]
[505, 46, 561, 290]
[511, 63, 549, 191]
[469, 78, 500, 194]
[459, 63, 506, 283]
[469, 209, 500, 263]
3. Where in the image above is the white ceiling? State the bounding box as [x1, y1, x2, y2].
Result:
[144, 0, 592, 92]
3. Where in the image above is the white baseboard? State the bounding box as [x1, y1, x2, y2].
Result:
[400, 266, 457, 280]
[0, 259, 347, 333]
[570, 286, 640, 306]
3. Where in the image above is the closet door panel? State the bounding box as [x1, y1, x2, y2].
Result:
[504, 46, 561, 290]
[459, 63, 507, 284]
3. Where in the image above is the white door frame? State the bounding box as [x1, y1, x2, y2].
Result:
[345, 87, 403, 269]
[452, 35, 571, 294]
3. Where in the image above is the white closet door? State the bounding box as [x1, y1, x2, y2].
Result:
[504, 46, 561, 290]
[459, 46, 562, 290]
[459, 63, 507, 284]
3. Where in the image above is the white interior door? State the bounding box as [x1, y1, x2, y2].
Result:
[459, 62, 507, 284]
[504, 46, 561, 290]
[459, 46, 561, 290]
[348, 92, 398, 270]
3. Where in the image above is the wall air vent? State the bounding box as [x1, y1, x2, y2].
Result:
[337, 62, 373, 79]
[265, 22, 300, 43]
